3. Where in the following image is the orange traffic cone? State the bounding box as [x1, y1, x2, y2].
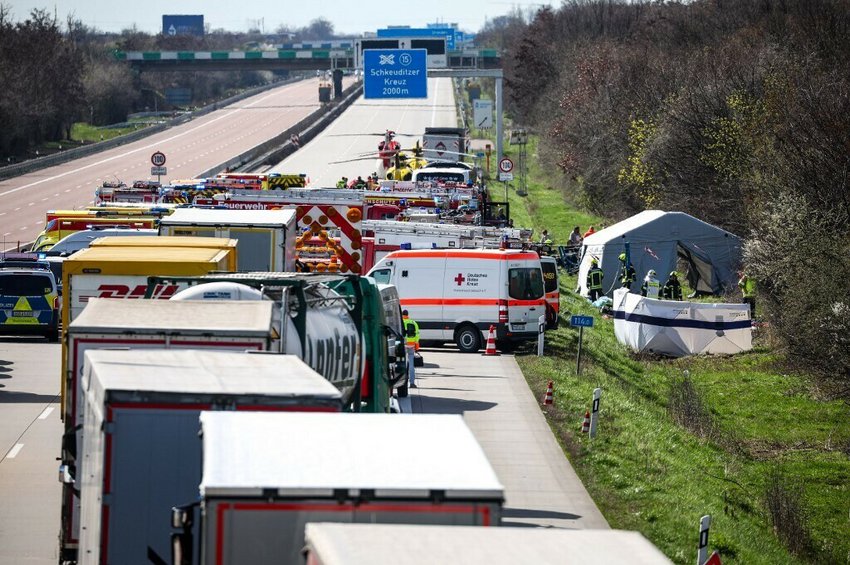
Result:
[581, 410, 591, 433]
[483, 325, 499, 356]
[542, 380, 554, 405]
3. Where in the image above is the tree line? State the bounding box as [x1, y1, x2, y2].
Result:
[0, 6, 338, 159]
[479, 0, 850, 391]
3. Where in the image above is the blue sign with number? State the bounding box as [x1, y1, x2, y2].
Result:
[363, 49, 428, 100]
[570, 315, 595, 328]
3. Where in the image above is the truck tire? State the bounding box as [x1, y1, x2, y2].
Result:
[397, 382, 409, 398]
[455, 324, 481, 353]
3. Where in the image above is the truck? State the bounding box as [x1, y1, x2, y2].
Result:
[59, 298, 278, 563]
[59, 243, 236, 414]
[191, 188, 366, 273]
[31, 216, 159, 252]
[146, 272, 405, 414]
[171, 411, 504, 565]
[422, 126, 469, 161]
[368, 249, 547, 352]
[360, 219, 528, 271]
[303, 524, 674, 565]
[88, 235, 238, 272]
[158, 208, 296, 272]
[76, 349, 341, 565]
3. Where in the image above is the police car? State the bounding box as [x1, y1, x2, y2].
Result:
[0, 253, 60, 341]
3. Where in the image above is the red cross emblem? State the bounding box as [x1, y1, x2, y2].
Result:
[454, 273, 466, 286]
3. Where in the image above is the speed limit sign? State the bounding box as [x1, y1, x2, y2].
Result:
[150, 151, 167, 166]
[498, 157, 514, 173]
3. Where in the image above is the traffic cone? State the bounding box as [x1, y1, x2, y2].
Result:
[542, 380, 554, 405]
[581, 410, 591, 433]
[483, 325, 499, 356]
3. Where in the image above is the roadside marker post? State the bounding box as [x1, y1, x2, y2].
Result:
[589, 387, 601, 439]
[697, 514, 711, 565]
[537, 314, 545, 357]
[570, 315, 594, 376]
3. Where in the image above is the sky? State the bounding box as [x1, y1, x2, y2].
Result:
[5, 0, 556, 35]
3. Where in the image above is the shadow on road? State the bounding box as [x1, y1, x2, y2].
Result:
[0, 391, 59, 403]
[502, 507, 582, 521]
[414, 394, 497, 414]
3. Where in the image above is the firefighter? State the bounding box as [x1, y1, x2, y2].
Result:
[662, 271, 683, 301]
[402, 310, 420, 388]
[618, 252, 636, 291]
[738, 271, 756, 316]
[640, 269, 661, 298]
[586, 258, 604, 301]
[336, 176, 348, 189]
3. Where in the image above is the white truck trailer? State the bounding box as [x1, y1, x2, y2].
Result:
[60, 298, 276, 564]
[158, 208, 296, 271]
[177, 412, 504, 565]
[77, 349, 341, 565]
[303, 523, 674, 565]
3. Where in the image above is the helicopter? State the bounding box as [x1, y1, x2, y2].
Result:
[328, 130, 417, 177]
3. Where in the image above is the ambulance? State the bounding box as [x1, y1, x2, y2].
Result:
[368, 249, 546, 352]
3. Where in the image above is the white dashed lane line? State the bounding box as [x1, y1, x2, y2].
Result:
[7, 444, 24, 459]
[38, 407, 54, 420]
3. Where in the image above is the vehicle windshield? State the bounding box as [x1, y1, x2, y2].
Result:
[508, 267, 544, 300]
[0, 274, 54, 296]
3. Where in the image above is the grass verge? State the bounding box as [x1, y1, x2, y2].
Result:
[501, 136, 849, 564]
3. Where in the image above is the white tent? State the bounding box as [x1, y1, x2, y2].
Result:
[613, 289, 752, 357]
[577, 211, 742, 297]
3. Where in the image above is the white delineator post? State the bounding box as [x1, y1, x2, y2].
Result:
[697, 514, 711, 565]
[589, 387, 601, 439]
[537, 314, 545, 357]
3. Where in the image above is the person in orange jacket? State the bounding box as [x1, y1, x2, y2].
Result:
[583, 225, 596, 239]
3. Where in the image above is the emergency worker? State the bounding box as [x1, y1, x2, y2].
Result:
[586, 258, 604, 301]
[402, 309, 420, 388]
[618, 252, 636, 291]
[336, 177, 348, 189]
[640, 269, 661, 298]
[662, 271, 683, 301]
[738, 271, 756, 316]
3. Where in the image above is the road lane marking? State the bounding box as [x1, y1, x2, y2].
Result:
[39, 407, 54, 420]
[7, 443, 24, 459]
[0, 84, 305, 199]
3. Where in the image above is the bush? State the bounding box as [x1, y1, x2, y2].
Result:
[764, 469, 812, 557]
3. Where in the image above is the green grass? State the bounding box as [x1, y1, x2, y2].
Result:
[70, 121, 150, 143]
[491, 131, 850, 563]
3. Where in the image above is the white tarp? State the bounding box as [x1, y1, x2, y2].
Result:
[613, 289, 752, 357]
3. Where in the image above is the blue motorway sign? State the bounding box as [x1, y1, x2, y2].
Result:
[570, 315, 595, 328]
[162, 15, 204, 37]
[363, 49, 428, 100]
[378, 27, 456, 49]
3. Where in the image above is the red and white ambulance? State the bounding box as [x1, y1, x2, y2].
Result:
[368, 249, 546, 352]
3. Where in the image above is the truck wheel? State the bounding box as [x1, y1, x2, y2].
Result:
[397, 383, 409, 398]
[455, 325, 481, 353]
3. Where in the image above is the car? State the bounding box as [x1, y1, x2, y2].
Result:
[44, 227, 158, 257]
[0, 253, 60, 341]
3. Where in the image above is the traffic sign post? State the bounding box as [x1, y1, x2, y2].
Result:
[363, 49, 427, 100]
[498, 157, 513, 201]
[570, 315, 594, 376]
[150, 151, 167, 183]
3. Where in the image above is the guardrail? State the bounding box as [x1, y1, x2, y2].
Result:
[198, 81, 363, 177]
[0, 76, 302, 182]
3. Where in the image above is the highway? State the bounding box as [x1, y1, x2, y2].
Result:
[0, 77, 606, 563]
[0, 77, 350, 250]
[270, 77, 459, 186]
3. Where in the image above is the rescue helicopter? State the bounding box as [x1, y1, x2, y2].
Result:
[328, 130, 416, 177]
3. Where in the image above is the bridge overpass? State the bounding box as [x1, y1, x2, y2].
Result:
[116, 48, 501, 72]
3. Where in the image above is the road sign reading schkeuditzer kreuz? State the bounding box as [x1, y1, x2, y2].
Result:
[363, 49, 428, 100]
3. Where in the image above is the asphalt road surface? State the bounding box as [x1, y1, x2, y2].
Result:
[0, 338, 62, 565]
[0, 77, 350, 251]
[269, 77, 459, 186]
